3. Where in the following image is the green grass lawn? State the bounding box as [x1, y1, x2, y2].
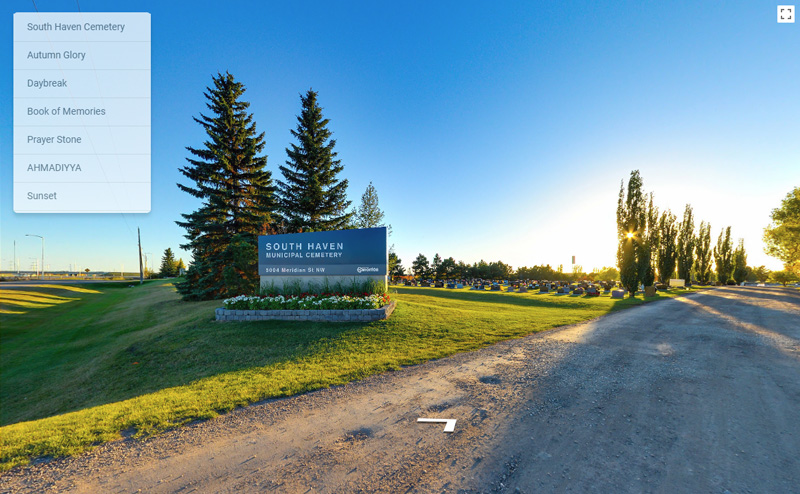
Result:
[0, 281, 699, 471]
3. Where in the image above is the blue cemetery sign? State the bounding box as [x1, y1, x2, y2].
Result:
[258, 227, 387, 277]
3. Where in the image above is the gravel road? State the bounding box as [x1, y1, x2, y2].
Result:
[2, 287, 799, 493]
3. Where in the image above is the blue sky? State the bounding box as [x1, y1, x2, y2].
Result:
[2, 0, 798, 274]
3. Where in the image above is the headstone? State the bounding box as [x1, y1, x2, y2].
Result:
[456, 283, 464, 289]
[574, 287, 585, 295]
[491, 284, 501, 291]
[518, 286, 528, 293]
[645, 285, 657, 297]
[611, 289, 626, 299]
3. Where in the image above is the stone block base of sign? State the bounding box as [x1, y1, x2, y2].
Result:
[215, 301, 396, 322]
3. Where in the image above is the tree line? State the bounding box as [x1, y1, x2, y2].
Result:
[175, 72, 389, 300]
[615, 170, 798, 296]
[394, 252, 620, 283]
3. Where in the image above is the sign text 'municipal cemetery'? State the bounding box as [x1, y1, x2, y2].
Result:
[258, 227, 387, 277]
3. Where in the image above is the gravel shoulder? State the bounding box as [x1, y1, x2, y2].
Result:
[2, 287, 799, 493]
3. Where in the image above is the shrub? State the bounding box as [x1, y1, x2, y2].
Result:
[258, 277, 385, 298]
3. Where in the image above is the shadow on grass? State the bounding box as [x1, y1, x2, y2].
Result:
[393, 286, 650, 312]
[1, 282, 362, 419]
[3, 282, 698, 472]
[3, 283, 700, 428]
[1, 289, 364, 426]
[0, 285, 102, 315]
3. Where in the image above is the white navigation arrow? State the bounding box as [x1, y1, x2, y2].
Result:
[417, 417, 457, 433]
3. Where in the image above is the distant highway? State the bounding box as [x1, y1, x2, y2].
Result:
[0, 279, 149, 287]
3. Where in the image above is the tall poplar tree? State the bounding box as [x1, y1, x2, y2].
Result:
[640, 193, 658, 287]
[732, 239, 748, 284]
[656, 210, 678, 284]
[695, 221, 713, 284]
[617, 170, 648, 296]
[714, 226, 734, 284]
[176, 72, 275, 300]
[278, 89, 352, 232]
[676, 204, 695, 283]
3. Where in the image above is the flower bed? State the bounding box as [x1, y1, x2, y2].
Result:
[217, 293, 396, 322]
[223, 292, 390, 311]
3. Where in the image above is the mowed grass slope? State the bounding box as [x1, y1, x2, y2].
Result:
[0, 281, 696, 471]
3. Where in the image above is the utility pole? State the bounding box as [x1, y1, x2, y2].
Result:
[138, 227, 144, 284]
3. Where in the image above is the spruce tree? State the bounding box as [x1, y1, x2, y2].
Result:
[389, 251, 404, 278]
[656, 210, 678, 284]
[440, 257, 457, 279]
[412, 254, 430, 280]
[732, 239, 748, 284]
[431, 253, 443, 280]
[676, 204, 695, 283]
[714, 226, 734, 284]
[176, 72, 275, 300]
[354, 182, 386, 228]
[278, 89, 352, 232]
[159, 248, 177, 277]
[695, 221, 713, 284]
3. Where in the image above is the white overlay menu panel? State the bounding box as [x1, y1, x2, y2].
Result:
[13, 12, 150, 213]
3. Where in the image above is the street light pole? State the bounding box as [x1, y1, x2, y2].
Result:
[26, 234, 44, 280]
